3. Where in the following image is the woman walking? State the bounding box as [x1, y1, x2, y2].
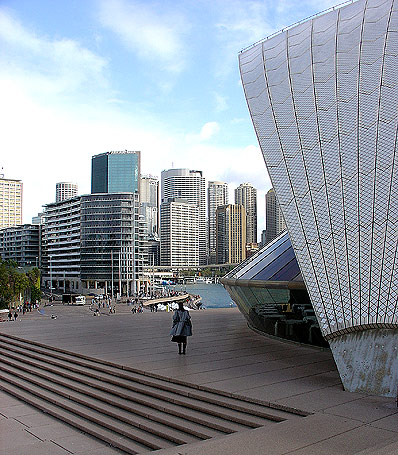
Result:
[170, 301, 192, 355]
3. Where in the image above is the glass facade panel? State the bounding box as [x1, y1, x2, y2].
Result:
[91, 154, 108, 193]
[91, 152, 140, 194]
[108, 153, 139, 193]
[252, 247, 296, 280]
[235, 233, 290, 279]
[222, 231, 328, 347]
[270, 259, 301, 281]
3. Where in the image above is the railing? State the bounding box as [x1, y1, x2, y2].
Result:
[239, 0, 355, 53]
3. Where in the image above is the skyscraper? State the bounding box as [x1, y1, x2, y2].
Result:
[160, 198, 199, 267]
[140, 175, 159, 237]
[208, 181, 228, 263]
[0, 177, 23, 229]
[56, 182, 78, 203]
[234, 183, 257, 245]
[42, 193, 143, 296]
[216, 204, 246, 264]
[91, 151, 141, 194]
[264, 188, 286, 245]
[161, 169, 206, 264]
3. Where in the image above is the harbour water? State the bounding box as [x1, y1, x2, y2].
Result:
[171, 283, 235, 309]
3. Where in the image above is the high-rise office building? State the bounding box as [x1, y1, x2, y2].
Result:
[91, 151, 141, 194]
[264, 188, 286, 245]
[0, 224, 40, 267]
[42, 196, 82, 290]
[42, 193, 144, 296]
[160, 198, 199, 267]
[80, 193, 144, 297]
[208, 181, 228, 263]
[161, 169, 206, 264]
[216, 204, 246, 264]
[234, 183, 257, 245]
[0, 177, 22, 229]
[140, 175, 159, 237]
[56, 182, 78, 202]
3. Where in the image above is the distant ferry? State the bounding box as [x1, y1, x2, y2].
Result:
[195, 277, 213, 284]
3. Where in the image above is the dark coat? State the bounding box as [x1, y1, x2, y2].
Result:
[170, 309, 192, 337]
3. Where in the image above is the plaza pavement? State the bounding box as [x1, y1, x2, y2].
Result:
[0, 303, 397, 454]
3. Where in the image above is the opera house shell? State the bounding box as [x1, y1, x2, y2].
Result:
[235, 0, 398, 396]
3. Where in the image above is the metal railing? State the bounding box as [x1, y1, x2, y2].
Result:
[239, 0, 355, 53]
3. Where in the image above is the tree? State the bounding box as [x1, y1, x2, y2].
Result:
[0, 260, 34, 309]
[26, 267, 42, 303]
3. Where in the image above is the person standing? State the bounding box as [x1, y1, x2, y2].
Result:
[170, 301, 192, 355]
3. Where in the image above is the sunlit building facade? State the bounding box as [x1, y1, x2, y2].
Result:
[42, 193, 144, 296]
[238, 0, 398, 396]
[234, 183, 257, 245]
[216, 204, 246, 264]
[140, 175, 159, 237]
[56, 182, 78, 203]
[160, 198, 199, 267]
[208, 181, 229, 263]
[0, 177, 22, 229]
[161, 169, 206, 264]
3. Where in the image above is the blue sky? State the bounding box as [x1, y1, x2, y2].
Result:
[0, 0, 338, 231]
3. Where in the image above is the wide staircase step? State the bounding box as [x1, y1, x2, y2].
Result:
[0, 332, 309, 454]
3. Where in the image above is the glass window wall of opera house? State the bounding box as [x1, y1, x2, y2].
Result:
[221, 231, 328, 348]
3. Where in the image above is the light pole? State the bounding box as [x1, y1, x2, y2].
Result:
[111, 250, 114, 301]
[49, 255, 53, 301]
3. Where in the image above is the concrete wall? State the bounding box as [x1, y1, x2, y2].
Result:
[329, 328, 398, 397]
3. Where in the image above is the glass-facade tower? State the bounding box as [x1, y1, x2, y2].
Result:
[91, 151, 141, 194]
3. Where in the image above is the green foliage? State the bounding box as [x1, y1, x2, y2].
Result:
[27, 267, 42, 303]
[0, 261, 41, 309]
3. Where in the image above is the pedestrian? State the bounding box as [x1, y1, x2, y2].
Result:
[14, 311, 18, 321]
[8, 311, 12, 321]
[170, 301, 192, 355]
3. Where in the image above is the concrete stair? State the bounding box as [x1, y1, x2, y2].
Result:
[0, 333, 308, 454]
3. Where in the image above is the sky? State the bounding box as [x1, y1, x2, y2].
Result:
[0, 0, 339, 234]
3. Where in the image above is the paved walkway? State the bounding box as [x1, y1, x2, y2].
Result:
[0, 304, 397, 454]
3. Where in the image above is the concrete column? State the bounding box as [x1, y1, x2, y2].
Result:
[329, 328, 398, 397]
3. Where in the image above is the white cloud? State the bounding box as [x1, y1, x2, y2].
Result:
[0, 10, 108, 98]
[184, 122, 221, 144]
[200, 122, 220, 140]
[214, 93, 228, 112]
[0, 5, 272, 236]
[97, 0, 189, 73]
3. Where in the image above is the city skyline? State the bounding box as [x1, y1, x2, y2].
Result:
[0, 0, 339, 230]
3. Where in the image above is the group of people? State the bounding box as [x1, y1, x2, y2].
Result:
[7, 311, 19, 321]
[6, 301, 40, 322]
[91, 298, 115, 315]
[131, 305, 144, 313]
[138, 288, 184, 300]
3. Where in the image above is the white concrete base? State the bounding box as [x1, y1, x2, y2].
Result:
[329, 328, 398, 397]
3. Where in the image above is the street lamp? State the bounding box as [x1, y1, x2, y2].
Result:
[49, 255, 53, 300]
